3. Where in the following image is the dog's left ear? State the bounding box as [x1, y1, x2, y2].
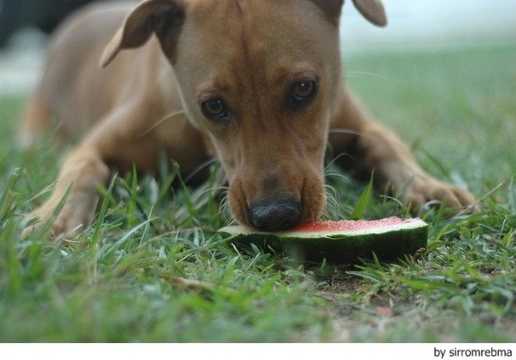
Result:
[100, 0, 185, 68]
[351, 0, 387, 27]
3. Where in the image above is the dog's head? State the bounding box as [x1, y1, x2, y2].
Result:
[101, 0, 386, 231]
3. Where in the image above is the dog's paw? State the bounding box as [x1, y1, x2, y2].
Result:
[403, 178, 481, 214]
[21, 191, 99, 239]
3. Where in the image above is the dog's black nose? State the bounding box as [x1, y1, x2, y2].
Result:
[249, 197, 303, 232]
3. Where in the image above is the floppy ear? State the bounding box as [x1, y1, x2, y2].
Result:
[310, 0, 345, 25]
[351, 0, 387, 27]
[100, 0, 185, 68]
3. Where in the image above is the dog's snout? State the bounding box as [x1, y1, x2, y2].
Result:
[249, 197, 303, 232]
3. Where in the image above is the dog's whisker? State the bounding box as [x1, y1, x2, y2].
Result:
[138, 110, 186, 138]
[345, 71, 394, 83]
[324, 170, 352, 185]
[324, 152, 357, 171]
[218, 197, 231, 217]
[328, 128, 368, 137]
[184, 158, 219, 183]
[324, 185, 340, 208]
[196, 184, 228, 201]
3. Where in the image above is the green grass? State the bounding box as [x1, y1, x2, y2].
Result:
[0, 44, 515, 342]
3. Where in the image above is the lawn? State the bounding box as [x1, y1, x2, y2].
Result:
[0, 44, 515, 342]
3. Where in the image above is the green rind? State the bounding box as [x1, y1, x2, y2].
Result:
[219, 224, 428, 264]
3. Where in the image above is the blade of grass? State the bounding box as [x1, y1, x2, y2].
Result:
[350, 172, 374, 220]
[0, 168, 20, 222]
[127, 165, 139, 228]
[89, 175, 118, 257]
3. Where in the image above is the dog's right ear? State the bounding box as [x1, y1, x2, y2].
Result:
[100, 0, 185, 68]
[351, 0, 387, 27]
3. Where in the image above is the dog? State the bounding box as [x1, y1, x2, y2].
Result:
[20, 0, 478, 237]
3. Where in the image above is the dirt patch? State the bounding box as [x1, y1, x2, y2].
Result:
[309, 267, 516, 342]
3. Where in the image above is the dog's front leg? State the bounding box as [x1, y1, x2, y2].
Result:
[22, 145, 110, 238]
[329, 87, 478, 212]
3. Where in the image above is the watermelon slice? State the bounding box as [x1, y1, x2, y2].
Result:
[219, 217, 428, 263]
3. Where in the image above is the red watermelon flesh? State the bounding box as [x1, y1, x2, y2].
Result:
[219, 217, 428, 264]
[289, 217, 424, 235]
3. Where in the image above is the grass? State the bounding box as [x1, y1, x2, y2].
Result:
[0, 44, 515, 342]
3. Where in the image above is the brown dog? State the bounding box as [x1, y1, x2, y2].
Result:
[20, 0, 477, 237]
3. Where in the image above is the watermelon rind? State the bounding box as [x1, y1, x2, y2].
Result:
[219, 217, 428, 264]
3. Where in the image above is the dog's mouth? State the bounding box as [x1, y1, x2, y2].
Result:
[245, 195, 304, 232]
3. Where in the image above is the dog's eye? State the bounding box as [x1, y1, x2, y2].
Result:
[288, 80, 318, 110]
[201, 99, 231, 123]
[293, 81, 315, 101]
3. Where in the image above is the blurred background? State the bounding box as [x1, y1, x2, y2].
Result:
[341, 0, 516, 53]
[0, 0, 515, 96]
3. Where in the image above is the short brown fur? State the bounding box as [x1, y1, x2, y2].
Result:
[20, 0, 478, 237]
